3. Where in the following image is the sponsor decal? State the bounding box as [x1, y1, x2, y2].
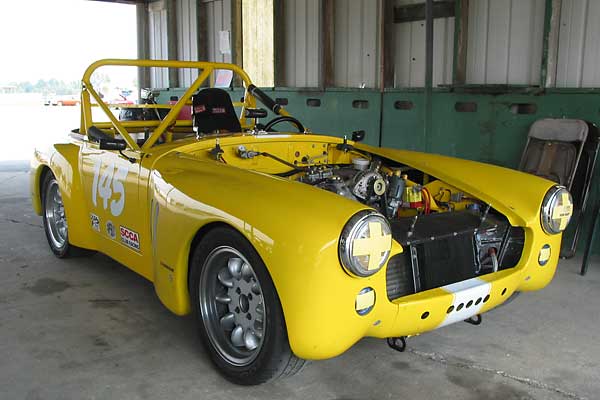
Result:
[120, 226, 140, 251]
[212, 107, 226, 114]
[90, 213, 100, 232]
[106, 220, 116, 239]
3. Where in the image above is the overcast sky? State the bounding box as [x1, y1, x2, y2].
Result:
[0, 0, 137, 84]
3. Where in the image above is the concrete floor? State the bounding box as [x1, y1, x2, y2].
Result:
[1, 162, 599, 400]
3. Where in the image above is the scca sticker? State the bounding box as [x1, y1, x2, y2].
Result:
[120, 226, 140, 251]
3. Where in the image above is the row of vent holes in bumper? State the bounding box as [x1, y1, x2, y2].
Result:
[420, 287, 508, 320]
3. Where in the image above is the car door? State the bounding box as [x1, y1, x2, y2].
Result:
[80, 141, 153, 280]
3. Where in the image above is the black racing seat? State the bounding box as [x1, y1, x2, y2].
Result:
[192, 88, 241, 134]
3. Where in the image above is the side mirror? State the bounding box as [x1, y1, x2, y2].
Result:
[99, 139, 127, 151]
[352, 130, 366, 142]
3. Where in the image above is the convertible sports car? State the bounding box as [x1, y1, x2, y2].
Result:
[31, 59, 573, 385]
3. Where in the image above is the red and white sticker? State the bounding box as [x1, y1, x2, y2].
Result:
[120, 226, 140, 251]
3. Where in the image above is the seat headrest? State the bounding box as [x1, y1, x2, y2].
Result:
[192, 88, 241, 134]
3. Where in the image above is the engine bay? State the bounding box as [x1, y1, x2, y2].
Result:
[292, 155, 483, 220]
[287, 153, 525, 296]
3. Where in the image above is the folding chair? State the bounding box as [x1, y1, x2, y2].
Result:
[519, 118, 600, 258]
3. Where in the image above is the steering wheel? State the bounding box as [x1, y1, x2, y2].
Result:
[263, 116, 305, 133]
[247, 85, 305, 133]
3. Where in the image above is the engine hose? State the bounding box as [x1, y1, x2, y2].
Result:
[260, 152, 307, 171]
[275, 169, 302, 177]
[422, 187, 431, 214]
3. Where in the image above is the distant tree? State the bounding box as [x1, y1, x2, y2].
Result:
[91, 72, 111, 93]
[19, 82, 34, 93]
[2, 78, 80, 94]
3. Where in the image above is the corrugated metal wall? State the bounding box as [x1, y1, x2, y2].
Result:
[393, 0, 454, 88]
[333, 0, 380, 88]
[205, 0, 233, 63]
[148, 0, 169, 87]
[283, 0, 321, 87]
[144, 0, 600, 90]
[556, 0, 600, 88]
[466, 0, 545, 85]
[177, 0, 199, 86]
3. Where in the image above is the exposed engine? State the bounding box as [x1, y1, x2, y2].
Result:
[297, 157, 420, 219]
[295, 156, 524, 298]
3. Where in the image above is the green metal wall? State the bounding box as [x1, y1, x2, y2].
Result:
[263, 89, 382, 147]
[158, 87, 599, 254]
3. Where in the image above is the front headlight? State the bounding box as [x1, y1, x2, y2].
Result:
[541, 186, 573, 234]
[339, 210, 392, 277]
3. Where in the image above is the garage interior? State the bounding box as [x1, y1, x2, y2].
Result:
[1, 0, 600, 399]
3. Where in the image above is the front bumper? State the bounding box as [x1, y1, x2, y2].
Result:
[285, 226, 562, 360]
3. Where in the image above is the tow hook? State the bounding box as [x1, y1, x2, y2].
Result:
[464, 314, 482, 325]
[387, 336, 407, 352]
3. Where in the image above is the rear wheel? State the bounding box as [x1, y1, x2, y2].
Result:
[41, 172, 92, 258]
[190, 227, 305, 385]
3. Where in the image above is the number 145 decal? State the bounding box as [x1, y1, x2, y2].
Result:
[92, 159, 129, 217]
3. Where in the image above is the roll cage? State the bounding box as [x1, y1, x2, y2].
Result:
[79, 59, 291, 151]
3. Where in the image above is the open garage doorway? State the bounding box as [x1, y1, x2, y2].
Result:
[0, 0, 137, 164]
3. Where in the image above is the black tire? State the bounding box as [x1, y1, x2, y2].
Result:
[41, 172, 93, 258]
[189, 226, 305, 385]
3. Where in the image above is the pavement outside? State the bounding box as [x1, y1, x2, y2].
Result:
[1, 163, 598, 400]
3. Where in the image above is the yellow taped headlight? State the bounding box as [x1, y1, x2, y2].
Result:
[339, 210, 392, 277]
[540, 186, 573, 235]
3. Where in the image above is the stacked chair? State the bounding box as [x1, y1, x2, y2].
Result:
[518, 119, 600, 273]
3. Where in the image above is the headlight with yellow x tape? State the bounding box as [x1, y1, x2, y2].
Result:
[540, 186, 573, 235]
[339, 210, 392, 277]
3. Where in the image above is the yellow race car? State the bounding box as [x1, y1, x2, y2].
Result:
[31, 59, 573, 385]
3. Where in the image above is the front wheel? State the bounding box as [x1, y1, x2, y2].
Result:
[189, 227, 305, 385]
[41, 172, 93, 258]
